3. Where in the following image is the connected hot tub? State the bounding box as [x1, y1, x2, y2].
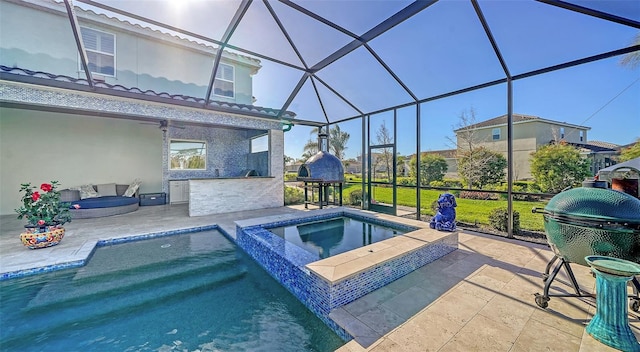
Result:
[235, 208, 458, 339]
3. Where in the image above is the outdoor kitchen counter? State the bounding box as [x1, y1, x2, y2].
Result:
[187, 177, 282, 217]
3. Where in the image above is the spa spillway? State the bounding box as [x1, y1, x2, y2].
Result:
[533, 187, 640, 309]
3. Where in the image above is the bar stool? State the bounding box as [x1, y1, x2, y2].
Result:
[585, 255, 640, 352]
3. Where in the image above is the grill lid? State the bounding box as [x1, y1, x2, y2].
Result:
[544, 187, 640, 224]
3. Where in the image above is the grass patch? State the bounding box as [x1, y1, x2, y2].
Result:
[342, 183, 546, 232]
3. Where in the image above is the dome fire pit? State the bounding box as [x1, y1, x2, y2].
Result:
[532, 186, 640, 309]
[297, 131, 344, 209]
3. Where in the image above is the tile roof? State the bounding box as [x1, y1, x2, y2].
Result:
[0, 65, 296, 119]
[454, 114, 540, 131]
[455, 113, 590, 131]
[585, 140, 620, 150]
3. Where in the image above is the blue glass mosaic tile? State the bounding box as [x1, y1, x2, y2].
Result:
[236, 210, 458, 342]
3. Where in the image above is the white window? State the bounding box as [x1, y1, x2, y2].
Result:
[579, 131, 583, 142]
[214, 63, 235, 98]
[492, 128, 500, 140]
[251, 134, 269, 153]
[560, 127, 565, 139]
[80, 27, 115, 76]
[169, 139, 207, 170]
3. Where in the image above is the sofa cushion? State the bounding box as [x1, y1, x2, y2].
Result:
[70, 196, 139, 209]
[73, 184, 100, 199]
[60, 189, 81, 202]
[97, 183, 117, 196]
[124, 179, 142, 197]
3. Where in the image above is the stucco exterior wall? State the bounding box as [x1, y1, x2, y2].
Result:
[0, 0, 258, 105]
[0, 1, 78, 73]
[0, 108, 163, 215]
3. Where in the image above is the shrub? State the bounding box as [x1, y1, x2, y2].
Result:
[429, 180, 445, 187]
[459, 191, 499, 200]
[284, 173, 298, 181]
[488, 208, 520, 234]
[398, 177, 413, 186]
[284, 186, 304, 205]
[445, 179, 463, 188]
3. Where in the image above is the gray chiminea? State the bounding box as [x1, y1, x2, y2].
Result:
[297, 129, 344, 209]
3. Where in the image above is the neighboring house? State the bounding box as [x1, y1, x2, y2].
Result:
[569, 140, 619, 175]
[0, 0, 294, 215]
[454, 113, 598, 180]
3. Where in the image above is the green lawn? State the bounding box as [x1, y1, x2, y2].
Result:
[342, 183, 546, 232]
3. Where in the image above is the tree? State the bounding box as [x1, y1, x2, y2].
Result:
[409, 153, 448, 185]
[530, 143, 591, 193]
[449, 107, 481, 152]
[329, 125, 350, 160]
[450, 107, 505, 189]
[375, 121, 393, 181]
[620, 33, 640, 69]
[619, 138, 640, 162]
[284, 155, 294, 170]
[301, 138, 318, 161]
[302, 126, 350, 161]
[458, 147, 506, 188]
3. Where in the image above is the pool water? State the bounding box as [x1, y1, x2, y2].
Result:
[268, 216, 406, 259]
[0, 230, 344, 352]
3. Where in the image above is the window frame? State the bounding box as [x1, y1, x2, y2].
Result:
[214, 63, 235, 99]
[250, 133, 269, 153]
[79, 26, 116, 77]
[169, 139, 207, 171]
[492, 128, 501, 140]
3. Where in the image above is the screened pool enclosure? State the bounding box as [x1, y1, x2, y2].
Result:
[1, 0, 638, 235]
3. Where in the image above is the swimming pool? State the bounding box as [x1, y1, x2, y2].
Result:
[0, 230, 344, 352]
[268, 216, 406, 259]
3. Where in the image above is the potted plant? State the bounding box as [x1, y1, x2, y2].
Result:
[15, 181, 73, 249]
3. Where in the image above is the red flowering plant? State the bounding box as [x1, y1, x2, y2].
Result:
[15, 181, 72, 227]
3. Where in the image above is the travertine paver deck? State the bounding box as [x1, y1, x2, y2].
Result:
[334, 230, 640, 351]
[1, 204, 638, 351]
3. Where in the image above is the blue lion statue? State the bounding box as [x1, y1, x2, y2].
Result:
[429, 193, 457, 232]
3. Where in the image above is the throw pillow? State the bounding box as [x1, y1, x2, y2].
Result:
[124, 179, 142, 197]
[76, 184, 99, 200]
[96, 183, 117, 196]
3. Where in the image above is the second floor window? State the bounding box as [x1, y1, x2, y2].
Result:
[80, 27, 115, 76]
[492, 128, 500, 140]
[214, 63, 235, 98]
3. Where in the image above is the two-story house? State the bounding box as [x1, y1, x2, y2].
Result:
[0, 0, 294, 216]
[453, 113, 618, 180]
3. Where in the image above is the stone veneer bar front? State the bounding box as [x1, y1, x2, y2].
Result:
[235, 208, 458, 341]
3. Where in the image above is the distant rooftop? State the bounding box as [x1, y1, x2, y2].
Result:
[455, 114, 591, 132]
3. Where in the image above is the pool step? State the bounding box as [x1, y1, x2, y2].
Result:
[3, 257, 247, 345]
[26, 249, 242, 310]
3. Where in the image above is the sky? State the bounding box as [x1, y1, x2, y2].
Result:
[90, 0, 640, 161]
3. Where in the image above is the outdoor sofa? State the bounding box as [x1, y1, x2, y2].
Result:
[60, 183, 139, 219]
